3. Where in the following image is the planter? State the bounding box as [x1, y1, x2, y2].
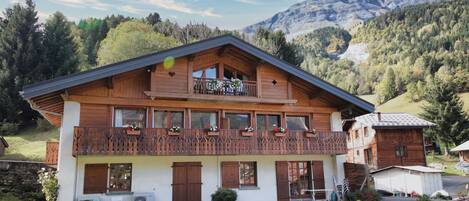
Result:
[126, 129, 141, 136]
[168, 131, 181, 136]
[305, 131, 317, 138]
[241, 132, 254, 137]
[207, 131, 220, 136]
[274, 132, 286, 137]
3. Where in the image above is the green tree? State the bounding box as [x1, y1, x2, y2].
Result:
[0, 0, 42, 123]
[421, 79, 469, 155]
[145, 12, 161, 26]
[97, 20, 179, 65]
[252, 28, 303, 66]
[78, 18, 108, 66]
[376, 68, 398, 104]
[42, 12, 79, 79]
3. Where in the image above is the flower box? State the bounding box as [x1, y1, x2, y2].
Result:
[241, 132, 254, 137]
[126, 129, 141, 136]
[168, 131, 180, 136]
[207, 131, 220, 136]
[274, 132, 286, 137]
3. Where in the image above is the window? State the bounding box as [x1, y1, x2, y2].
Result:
[83, 163, 132, 194]
[114, 108, 146, 128]
[364, 127, 369, 137]
[239, 162, 257, 186]
[193, 65, 217, 79]
[286, 116, 309, 131]
[395, 145, 407, 157]
[226, 113, 250, 129]
[288, 161, 312, 198]
[191, 111, 218, 129]
[109, 163, 132, 192]
[155, 110, 184, 128]
[364, 148, 373, 165]
[354, 130, 359, 139]
[223, 67, 248, 80]
[256, 114, 281, 131]
[356, 150, 360, 156]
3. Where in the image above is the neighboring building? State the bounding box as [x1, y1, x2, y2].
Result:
[451, 140, 469, 162]
[0, 136, 8, 156]
[344, 113, 434, 170]
[371, 166, 443, 196]
[21, 35, 374, 201]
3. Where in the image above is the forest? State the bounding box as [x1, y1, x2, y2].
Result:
[0, 0, 468, 151]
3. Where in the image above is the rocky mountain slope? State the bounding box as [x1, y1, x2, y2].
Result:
[243, 0, 438, 39]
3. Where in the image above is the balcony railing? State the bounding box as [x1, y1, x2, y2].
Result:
[193, 78, 257, 97]
[73, 127, 347, 156]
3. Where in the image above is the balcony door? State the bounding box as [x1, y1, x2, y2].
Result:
[275, 161, 325, 201]
[172, 162, 202, 201]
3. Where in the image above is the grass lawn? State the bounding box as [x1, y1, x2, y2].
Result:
[0, 127, 59, 162]
[426, 154, 464, 176]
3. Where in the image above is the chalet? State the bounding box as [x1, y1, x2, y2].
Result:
[451, 140, 469, 162]
[344, 112, 434, 170]
[0, 136, 8, 156]
[21, 35, 374, 201]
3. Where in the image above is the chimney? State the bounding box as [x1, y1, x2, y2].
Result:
[377, 112, 382, 121]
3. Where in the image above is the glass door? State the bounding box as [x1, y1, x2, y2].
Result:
[288, 161, 313, 199]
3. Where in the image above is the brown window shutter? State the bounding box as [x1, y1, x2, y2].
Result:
[275, 161, 290, 201]
[84, 164, 108, 194]
[221, 161, 239, 188]
[312, 161, 325, 199]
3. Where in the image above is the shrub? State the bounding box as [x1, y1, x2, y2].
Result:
[345, 189, 382, 201]
[417, 195, 432, 201]
[38, 168, 59, 201]
[432, 193, 452, 200]
[211, 188, 237, 201]
[0, 193, 21, 201]
[0, 121, 19, 135]
[36, 118, 54, 131]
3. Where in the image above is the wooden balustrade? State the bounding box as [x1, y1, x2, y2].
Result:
[72, 127, 347, 156]
[193, 78, 257, 97]
[45, 141, 59, 165]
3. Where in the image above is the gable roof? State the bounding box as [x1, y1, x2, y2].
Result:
[354, 113, 434, 129]
[451, 140, 469, 152]
[21, 34, 374, 113]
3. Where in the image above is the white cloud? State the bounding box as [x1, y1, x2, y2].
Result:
[141, 0, 222, 17]
[235, 0, 259, 5]
[48, 0, 112, 11]
[117, 5, 146, 15]
[37, 11, 52, 22]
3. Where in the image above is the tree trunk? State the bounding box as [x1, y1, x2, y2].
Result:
[444, 142, 450, 156]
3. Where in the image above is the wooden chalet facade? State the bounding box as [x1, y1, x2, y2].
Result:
[344, 113, 434, 170]
[22, 35, 374, 201]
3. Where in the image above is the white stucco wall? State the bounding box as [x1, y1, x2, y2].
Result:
[57, 101, 80, 201]
[330, 112, 345, 186]
[75, 154, 336, 201]
[372, 169, 443, 196]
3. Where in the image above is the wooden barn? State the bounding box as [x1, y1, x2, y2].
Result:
[344, 112, 434, 170]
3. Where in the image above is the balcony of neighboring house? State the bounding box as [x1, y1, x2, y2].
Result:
[72, 127, 347, 156]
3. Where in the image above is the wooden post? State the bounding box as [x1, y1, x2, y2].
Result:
[256, 63, 263, 98]
[187, 55, 194, 94]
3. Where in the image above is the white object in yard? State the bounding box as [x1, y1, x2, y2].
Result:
[431, 190, 449, 197]
[132, 192, 156, 201]
[77, 195, 102, 201]
[371, 166, 443, 196]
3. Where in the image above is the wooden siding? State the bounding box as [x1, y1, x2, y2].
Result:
[376, 129, 426, 169]
[79, 104, 111, 127]
[73, 127, 347, 156]
[45, 141, 59, 165]
[259, 63, 288, 99]
[312, 113, 331, 132]
[152, 58, 188, 94]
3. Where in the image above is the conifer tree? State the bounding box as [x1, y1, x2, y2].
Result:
[421, 79, 469, 155]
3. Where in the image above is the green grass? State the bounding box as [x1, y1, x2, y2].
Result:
[426, 154, 464, 176]
[0, 127, 59, 162]
[359, 92, 469, 117]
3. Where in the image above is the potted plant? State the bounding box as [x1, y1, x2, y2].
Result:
[207, 126, 220, 136]
[229, 78, 243, 94]
[126, 123, 141, 135]
[305, 128, 317, 138]
[241, 126, 255, 137]
[273, 127, 288, 137]
[168, 126, 181, 136]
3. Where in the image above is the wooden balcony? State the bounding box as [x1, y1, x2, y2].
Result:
[193, 78, 257, 97]
[72, 127, 347, 156]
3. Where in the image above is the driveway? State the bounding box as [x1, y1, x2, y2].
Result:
[442, 175, 469, 197]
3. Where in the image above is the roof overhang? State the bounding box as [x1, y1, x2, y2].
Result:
[372, 125, 434, 129]
[22, 35, 374, 113]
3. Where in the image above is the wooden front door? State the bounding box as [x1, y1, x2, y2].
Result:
[172, 162, 202, 201]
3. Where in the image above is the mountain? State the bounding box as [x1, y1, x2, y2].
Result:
[243, 0, 438, 39]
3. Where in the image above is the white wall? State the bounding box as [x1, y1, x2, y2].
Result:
[75, 154, 336, 201]
[57, 101, 80, 201]
[373, 169, 443, 196]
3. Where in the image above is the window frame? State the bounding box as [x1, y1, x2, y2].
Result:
[113, 107, 147, 128]
[153, 109, 185, 129]
[395, 145, 408, 158]
[239, 161, 257, 187]
[364, 148, 373, 166]
[256, 113, 282, 131]
[363, 127, 369, 137]
[190, 110, 220, 129]
[108, 163, 132, 193]
[285, 115, 310, 131]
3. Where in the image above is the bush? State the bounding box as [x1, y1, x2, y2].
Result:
[0, 193, 21, 201]
[345, 189, 382, 201]
[417, 195, 432, 201]
[36, 118, 54, 131]
[432, 193, 452, 200]
[211, 188, 237, 201]
[0, 121, 19, 135]
[38, 168, 59, 201]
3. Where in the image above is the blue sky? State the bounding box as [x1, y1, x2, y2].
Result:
[0, 0, 302, 30]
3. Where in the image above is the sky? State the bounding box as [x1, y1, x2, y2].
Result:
[0, 0, 303, 30]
